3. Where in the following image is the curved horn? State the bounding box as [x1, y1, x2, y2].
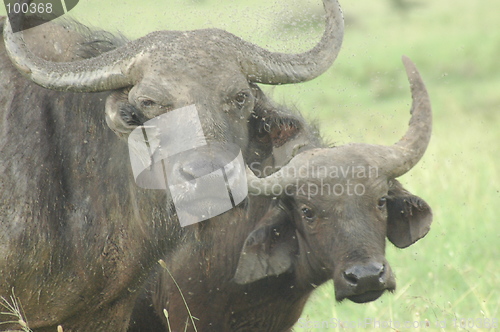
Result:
[377, 56, 432, 178]
[248, 57, 432, 195]
[238, 0, 344, 84]
[246, 166, 296, 196]
[4, 0, 343, 91]
[3, 1, 140, 92]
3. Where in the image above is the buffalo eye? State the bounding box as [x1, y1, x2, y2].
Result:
[301, 206, 316, 223]
[234, 91, 249, 107]
[139, 98, 156, 108]
[377, 197, 387, 210]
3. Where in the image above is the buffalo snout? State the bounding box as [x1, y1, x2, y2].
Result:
[335, 260, 396, 303]
[163, 143, 248, 225]
[167, 143, 243, 184]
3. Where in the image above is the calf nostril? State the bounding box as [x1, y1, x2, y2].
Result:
[378, 264, 385, 279]
[343, 270, 359, 285]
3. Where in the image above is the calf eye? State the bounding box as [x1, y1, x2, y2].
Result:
[377, 197, 387, 210]
[301, 207, 316, 222]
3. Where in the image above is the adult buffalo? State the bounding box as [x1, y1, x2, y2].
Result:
[133, 58, 432, 332]
[0, 0, 343, 330]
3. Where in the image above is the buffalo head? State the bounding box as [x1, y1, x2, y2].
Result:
[236, 57, 432, 303]
[3, 0, 344, 191]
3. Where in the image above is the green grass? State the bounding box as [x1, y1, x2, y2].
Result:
[1, 0, 498, 331]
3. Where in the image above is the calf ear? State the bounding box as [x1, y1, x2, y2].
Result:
[386, 180, 433, 248]
[233, 204, 298, 284]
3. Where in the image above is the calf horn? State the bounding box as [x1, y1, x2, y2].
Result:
[376, 56, 432, 178]
[247, 57, 432, 195]
[3, 0, 343, 92]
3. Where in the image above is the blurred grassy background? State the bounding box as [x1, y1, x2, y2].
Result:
[2, 0, 498, 330]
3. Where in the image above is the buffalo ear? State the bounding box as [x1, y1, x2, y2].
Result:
[252, 84, 302, 147]
[105, 89, 145, 139]
[250, 85, 315, 170]
[386, 180, 433, 248]
[233, 205, 298, 284]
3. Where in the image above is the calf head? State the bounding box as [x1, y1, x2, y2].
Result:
[235, 57, 433, 303]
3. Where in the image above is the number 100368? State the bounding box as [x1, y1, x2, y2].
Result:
[6, 2, 53, 14]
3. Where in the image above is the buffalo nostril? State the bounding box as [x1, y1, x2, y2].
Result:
[178, 159, 218, 182]
[223, 161, 236, 179]
[179, 166, 197, 182]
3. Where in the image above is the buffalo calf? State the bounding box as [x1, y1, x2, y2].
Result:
[134, 57, 433, 332]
